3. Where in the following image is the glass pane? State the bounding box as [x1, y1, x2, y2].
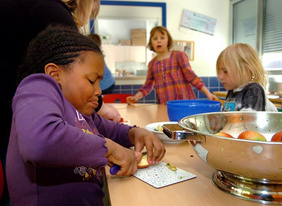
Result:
[233, 0, 257, 49]
[263, 0, 282, 53]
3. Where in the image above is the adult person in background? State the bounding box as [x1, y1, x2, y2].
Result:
[0, 0, 120, 205]
[127, 26, 217, 105]
[87, 33, 116, 94]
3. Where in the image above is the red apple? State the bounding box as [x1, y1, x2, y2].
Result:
[271, 131, 282, 142]
[238, 130, 266, 141]
[215, 132, 233, 138]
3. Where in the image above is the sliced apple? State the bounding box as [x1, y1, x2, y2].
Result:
[137, 154, 149, 169]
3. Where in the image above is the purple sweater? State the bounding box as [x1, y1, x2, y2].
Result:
[6, 74, 133, 206]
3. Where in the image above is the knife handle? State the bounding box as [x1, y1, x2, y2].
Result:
[110, 164, 121, 175]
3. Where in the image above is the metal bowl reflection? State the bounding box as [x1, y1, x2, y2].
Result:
[177, 111, 282, 204]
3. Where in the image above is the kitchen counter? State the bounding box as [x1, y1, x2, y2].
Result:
[114, 76, 146, 85]
[213, 91, 282, 109]
[104, 103, 272, 206]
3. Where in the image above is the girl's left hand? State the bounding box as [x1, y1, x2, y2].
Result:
[128, 127, 166, 164]
[207, 93, 218, 101]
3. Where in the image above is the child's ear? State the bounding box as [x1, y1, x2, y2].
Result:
[44, 63, 61, 82]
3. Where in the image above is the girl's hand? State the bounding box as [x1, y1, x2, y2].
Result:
[126, 96, 137, 105]
[207, 93, 218, 101]
[128, 127, 166, 165]
[126, 92, 143, 105]
[105, 138, 141, 176]
[97, 104, 121, 122]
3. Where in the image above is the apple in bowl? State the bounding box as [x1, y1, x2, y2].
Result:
[238, 130, 266, 141]
[215, 132, 234, 138]
[271, 131, 282, 142]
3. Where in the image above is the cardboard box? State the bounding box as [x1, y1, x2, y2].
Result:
[131, 29, 146, 46]
[119, 39, 131, 45]
[131, 29, 146, 38]
[131, 37, 147, 46]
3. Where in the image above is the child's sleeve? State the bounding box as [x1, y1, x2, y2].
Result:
[177, 51, 205, 90]
[94, 114, 134, 148]
[138, 60, 155, 96]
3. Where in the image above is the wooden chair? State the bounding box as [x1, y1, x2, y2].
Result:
[103, 94, 133, 103]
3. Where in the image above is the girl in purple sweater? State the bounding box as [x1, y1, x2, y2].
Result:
[6, 25, 165, 206]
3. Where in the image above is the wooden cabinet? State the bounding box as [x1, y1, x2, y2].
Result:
[102, 44, 146, 75]
[102, 45, 146, 63]
[129, 46, 146, 62]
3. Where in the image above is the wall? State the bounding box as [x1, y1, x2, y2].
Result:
[98, 0, 230, 77]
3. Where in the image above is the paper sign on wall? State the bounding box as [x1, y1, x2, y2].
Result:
[180, 9, 217, 36]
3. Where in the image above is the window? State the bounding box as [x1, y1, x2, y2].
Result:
[231, 0, 282, 73]
[231, 0, 258, 49]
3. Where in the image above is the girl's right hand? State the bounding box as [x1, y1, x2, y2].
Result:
[105, 138, 141, 176]
[126, 96, 137, 105]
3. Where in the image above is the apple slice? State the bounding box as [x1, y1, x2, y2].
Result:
[137, 154, 149, 169]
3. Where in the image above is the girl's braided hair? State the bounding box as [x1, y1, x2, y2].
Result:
[17, 24, 102, 84]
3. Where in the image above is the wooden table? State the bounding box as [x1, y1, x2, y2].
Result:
[105, 103, 274, 206]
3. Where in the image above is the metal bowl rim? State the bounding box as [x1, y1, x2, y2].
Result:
[178, 111, 282, 144]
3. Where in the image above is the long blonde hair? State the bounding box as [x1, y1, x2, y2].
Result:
[62, 0, 100, 28]
[216, 43, 267, 88]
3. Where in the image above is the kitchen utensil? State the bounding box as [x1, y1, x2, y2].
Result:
[145, 121, 183, 143]
[133, 162, 197, 188]
[110, 151, 148, 175]
[166, 100, 221, 121]
[163, 111, 282, 204]
[110, 164, 121, 175]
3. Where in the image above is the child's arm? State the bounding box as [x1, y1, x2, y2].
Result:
[97, 103, 121, 122]
[128, 60, 156, 104]
[126, 91, 143, 104]
[200, 86, 218, 100]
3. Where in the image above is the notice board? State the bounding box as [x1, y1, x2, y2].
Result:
[180, 9, 217, 36]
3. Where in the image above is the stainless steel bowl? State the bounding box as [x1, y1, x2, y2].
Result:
[164, 111, 282, 204]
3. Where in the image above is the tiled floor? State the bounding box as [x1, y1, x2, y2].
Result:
[113, 76, 225, 103]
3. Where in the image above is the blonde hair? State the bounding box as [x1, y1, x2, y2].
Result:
[216, 43, 267, 88]
[62, 0, 100, 28]
[148, 26, 173, 52]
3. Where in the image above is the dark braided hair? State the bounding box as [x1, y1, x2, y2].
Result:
[17, 24, 103, 84]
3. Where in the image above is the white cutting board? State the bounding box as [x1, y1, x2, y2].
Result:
[133, 162, 197, 188]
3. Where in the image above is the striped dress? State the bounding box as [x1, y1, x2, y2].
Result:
[139, 51, 205, 104]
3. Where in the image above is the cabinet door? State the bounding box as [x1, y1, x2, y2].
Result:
[115, 46, 130, 62]
[129, 46, 146, 62]
[101, 44, 116, 73]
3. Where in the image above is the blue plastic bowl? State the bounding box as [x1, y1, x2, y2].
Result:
[167, 100, 222, 121]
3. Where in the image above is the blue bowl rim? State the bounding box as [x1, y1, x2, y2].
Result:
[167, 100, 221, 107]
